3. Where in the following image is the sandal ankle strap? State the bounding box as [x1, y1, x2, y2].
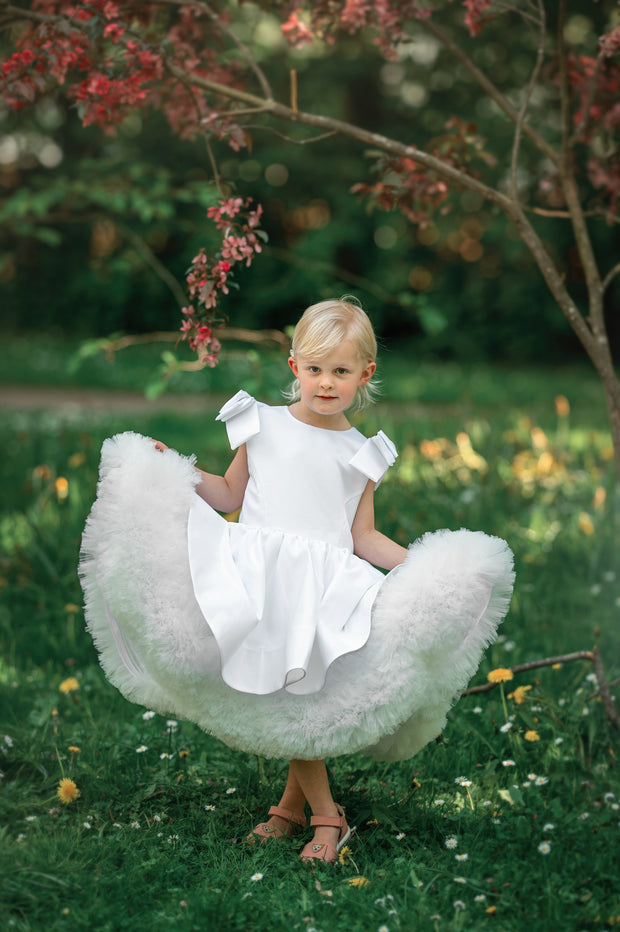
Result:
[268, 805, 306, 828]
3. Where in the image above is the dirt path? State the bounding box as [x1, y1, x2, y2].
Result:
[0, 384, 225, 413]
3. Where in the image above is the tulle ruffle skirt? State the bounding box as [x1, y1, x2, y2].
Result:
[79, 432, 514, 761]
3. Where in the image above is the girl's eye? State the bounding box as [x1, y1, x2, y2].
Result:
[336, 368, 348, 375]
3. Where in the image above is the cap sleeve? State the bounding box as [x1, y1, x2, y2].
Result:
[215, 390, 260, 450]
[349, 430, 398, 487]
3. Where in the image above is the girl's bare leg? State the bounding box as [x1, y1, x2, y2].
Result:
[286, 759, 341, 849]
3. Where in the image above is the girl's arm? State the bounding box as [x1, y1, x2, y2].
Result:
[153, 439, 249, 513]
[194, 444, 249, 513]
[351, 480, 408, 571]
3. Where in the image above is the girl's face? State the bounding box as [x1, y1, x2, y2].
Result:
[288, 338, 376, 425]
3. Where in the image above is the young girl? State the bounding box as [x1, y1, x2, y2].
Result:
[80, 297, 514, 864]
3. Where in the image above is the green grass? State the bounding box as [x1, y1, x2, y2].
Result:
[1, 337, 619, 931]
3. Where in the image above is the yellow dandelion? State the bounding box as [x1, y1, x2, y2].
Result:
[486, 905, 497, 915]
[592, 487, 606, 509]
[68, 746, 81, 754]
[348, 877, 369, 887]
[55, 477, 69, 500]
[487, 668, 514, 684]
[68, 452, 86, 468]
[178, 748, 190, 759]
[64, 604, 81, 614]
[59, 677, 80, 694]
[508, 685, 532, 705]
[554, 395, 570, 418]
[578, 512, 594, 536]
[57, 778, 80, 805]
[552, 663, 562, 670]
[338, 845, 352, 865]
[524, 730, 540, 742]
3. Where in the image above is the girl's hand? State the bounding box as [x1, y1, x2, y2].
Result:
[151, 439, 169, 453]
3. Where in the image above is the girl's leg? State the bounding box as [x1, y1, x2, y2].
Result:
[288, 759, 341, 850]
[248, 763, 307, 839]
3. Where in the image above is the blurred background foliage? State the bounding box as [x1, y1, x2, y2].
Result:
[1, 1, 619, 365]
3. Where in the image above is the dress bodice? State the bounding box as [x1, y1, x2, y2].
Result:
[217, 391, 397, 551]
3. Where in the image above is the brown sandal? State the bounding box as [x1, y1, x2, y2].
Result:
[300, 804, 352, 864]
[246, 805, 306, 843]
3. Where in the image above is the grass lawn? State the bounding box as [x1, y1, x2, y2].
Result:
[1, 334, 618, 931]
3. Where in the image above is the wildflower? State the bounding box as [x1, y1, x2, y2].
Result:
[433, 799, 445, 806]
[543, 823, 555, 832]
[225, 787, 237, 795]
[455, 776, 472, 786]
[455, 853, 468, 862]
[131, 821, 140, 829]
[445, 836, 458, 849]
[473, 706, 483, 714]
[250, 872, 263, 882]
[68, 746, 81, 754]
[453, 900, 466, 910]
[578, 812, 590, 820]
[474, 894, 486, 903]
[167, 834, 179, 844]
[83, 821, 92, 829]
[338, 845, 352, 864]
[59, 677, 80, 694]
[142, 711, 156, 721]
[152, 815, 162, 823]
[348, 877, 370, 887]
[113, 822, 122, 829]
[166, 720, 178, 730]
[555, 737, 564, 745]
[483, 800, 492, 807]
[4, 735, 13, 748]
[16, 833, 26, 843]
[486, 905, 497, 915]
[160, 752, 173, 760]
[204, 804, 216, 811]
[534, 776, 549, 786]
[500, 722, 512, 733]
[136, 745, 148, 753]
[57, 778, 80, 804]
[604, 793, 616, 804]
[179, 748, 190, 759]
[25, 815, 37, 822]
[55, 477, 69, 500]
[379, 926, 389, 932]
[508, 685, 532, 704]
[502, 760, 516, 767]
[524, 730, 540, 742]
[487, 668, 514, 684]
[538, 841, 551, 854]
[453, 876, 467, 884]
[396, 832, 406, 840]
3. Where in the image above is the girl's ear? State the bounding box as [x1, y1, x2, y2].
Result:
[358, 361, 377, 385]
[288, 356, 299, 377]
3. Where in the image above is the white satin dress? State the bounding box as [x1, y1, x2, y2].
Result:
[79, 390, 515, 761]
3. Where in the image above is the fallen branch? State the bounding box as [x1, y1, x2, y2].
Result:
[463, 646, 618, 728]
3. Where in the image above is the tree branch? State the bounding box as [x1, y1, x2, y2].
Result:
[509, 0, 546, 203]
[420, 16, 559, 166]
[150, 0, 274, 101]
[114, 220, 188, 309]
[463, 646, 618, 728]
[167, 65, 608, 371]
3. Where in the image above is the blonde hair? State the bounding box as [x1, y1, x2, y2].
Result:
[285, 296, 379, 411]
